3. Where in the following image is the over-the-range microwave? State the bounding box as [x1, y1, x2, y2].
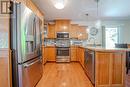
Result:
[57, 32, 69, 39]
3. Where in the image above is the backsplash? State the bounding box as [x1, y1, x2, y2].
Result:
[44, 38, 84, 46]
[70, 39, 83, 46]
[44, 39, 55, 46]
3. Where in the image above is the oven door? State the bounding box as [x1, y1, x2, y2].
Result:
[56, 47, 70, 62]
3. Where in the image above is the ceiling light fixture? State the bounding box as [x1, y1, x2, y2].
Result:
[95, 0, 102, 29]
[54, 0, 65, 9]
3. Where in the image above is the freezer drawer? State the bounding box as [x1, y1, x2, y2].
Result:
[18, 58, 43, 87]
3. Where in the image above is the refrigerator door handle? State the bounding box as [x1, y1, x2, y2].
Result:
[23, 59, 41, 68]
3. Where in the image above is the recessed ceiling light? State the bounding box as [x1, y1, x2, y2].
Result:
[54, 2, 64, 9]
[53, 0, 65, 9]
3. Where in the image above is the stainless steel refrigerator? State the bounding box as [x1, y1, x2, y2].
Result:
[10, 2, 43, 87]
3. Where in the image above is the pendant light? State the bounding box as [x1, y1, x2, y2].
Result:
[95, 0, 101, 29]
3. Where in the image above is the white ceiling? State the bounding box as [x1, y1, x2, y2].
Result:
[32, 0, 130, 21]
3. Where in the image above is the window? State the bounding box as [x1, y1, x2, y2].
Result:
[0, 32, 8, 48]
[105, 27, 119, 48]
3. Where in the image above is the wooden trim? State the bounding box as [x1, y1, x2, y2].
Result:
[14, 0, 44, 20]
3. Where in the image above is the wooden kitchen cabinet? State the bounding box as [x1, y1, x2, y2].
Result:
[77, 47, 85, 67]
[78, 26, 88, 40]
[47, 24, 56, 38]
[44, 47, 56, 62]
[71, 46, 78, 61]
[42, 46, 47, 64]
[70, 24, 78, 38]
[95, 51, 126, 87]
[80, 47, 85, 67]
[55, 20, 70, 33]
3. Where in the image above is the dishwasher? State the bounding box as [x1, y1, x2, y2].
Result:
[84, 49, 95, 85]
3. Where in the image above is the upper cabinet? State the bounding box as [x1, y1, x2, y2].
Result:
[78, 26, 88, 40]
[55, 20, 70, 33]
[70, 24, 78, 39]
[47, 24, 56, 38]
[46, 19, 88, 40]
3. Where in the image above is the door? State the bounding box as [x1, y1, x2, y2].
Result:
[57, 47, 70, 57]
[18, 58, 43, 87]
[111, 53, 125, 86]
[84, 49, 95, 84]
[44, 47, 56, 61]
[17, 4, 41, 63]
[70, 24, 78, 38]
[105, 27, 119, 48]
[55, 20, 70, 32]
[47, 24, 55, 38]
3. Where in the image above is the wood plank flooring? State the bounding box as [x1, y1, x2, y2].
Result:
[36, 63, 130, 87]
[36, 63, 93, 87]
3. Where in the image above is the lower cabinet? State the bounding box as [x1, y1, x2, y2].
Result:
[71, 46, 78, 61]
[42, 46, 47, 64]
[76, 47, 85, 67]
[44, 47, 56, 62]
[95, 52, 126, 87]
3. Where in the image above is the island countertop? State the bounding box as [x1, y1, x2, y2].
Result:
[79, 46, 130, 52]
[81, 46, 127, 87]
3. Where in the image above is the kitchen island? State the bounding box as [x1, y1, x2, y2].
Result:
[84, 47, 129, 87]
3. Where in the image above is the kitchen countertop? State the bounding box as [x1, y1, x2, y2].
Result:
[79, 46, 130, 52]
[43, 46, 56, 48]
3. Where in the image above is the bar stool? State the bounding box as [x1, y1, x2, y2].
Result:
[115, 43, 130, 74]
[126, 52, 130, 74]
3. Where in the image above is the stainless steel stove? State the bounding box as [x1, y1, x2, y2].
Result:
[56, 32, 70, 62]
[56, 47, 70, 62]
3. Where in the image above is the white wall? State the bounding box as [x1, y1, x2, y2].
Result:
[119, 21, 130, 43]
[71, 20, 130, 45]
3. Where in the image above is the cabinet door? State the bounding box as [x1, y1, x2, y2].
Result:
[44, 47, 48, 64]
[111, 53, 125, 87]
[55, 20, 70, 33]
[44, 47, 56, 61]
[70, 24, 78, 38]
[95, 52, 126, 87]
[78, 26, 88, 40]
[82, 28, 88, 40]
[77, 48, 81, 62]
[71, 47, 77, 61]
[77, 47, 84, 65]
[47, 24, 55, 38]
[81, 48, 85, 67]
[95, 52, 111, 87]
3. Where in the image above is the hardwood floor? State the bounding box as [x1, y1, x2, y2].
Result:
[36, 63, 93, 87]
[36, 63, 130, 87]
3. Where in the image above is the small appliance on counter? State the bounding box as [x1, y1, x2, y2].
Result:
[56, 32, 70, 62]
